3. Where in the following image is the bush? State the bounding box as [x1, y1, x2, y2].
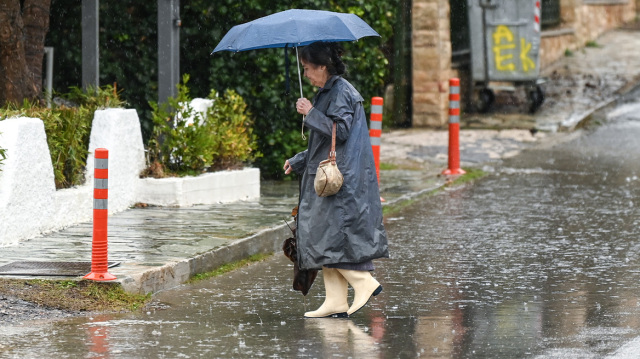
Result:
[145, 75, 259, 177]
[0, 141, 5, 171]
[0, 85, 125, 188]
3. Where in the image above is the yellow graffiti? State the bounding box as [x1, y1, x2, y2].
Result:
[492, 25, 516, 71]
[520, 38, 535, 72]
[493, 25, 514, 44]
[491, 25, 536, 73]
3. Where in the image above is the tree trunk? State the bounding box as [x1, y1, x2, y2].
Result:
[23, 0, 51, 100]
[0, 0, 28, 104]
[0, 0, 51, 106]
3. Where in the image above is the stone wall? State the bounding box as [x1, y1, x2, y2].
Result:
[540, 30, 576, 68]
[412, 0, 452, 127]
[541, 1, 635, 68]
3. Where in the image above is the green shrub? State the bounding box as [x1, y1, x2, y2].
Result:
[585, 40, 600, 48]
[1, 85, 124, 188]
[0, 142, 5, 171]
[145, 75, 259, 177]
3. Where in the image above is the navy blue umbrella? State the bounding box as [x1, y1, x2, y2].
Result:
[212, 9, 379, 53]
[212, 9, 380, 98]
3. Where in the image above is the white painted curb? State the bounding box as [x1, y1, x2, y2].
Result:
[136, 168, 260, 207]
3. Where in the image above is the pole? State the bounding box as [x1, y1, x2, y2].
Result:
[369, 97, 383, 184]
[158, 0, 181, 106]
[81, 0, 99, 91]
[84, 148, 116, 281]
[369, 97, 385, 202]
[442, 79, 466, 176]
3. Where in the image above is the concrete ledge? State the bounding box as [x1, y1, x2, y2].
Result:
[119, 222, 292, 294]
[136, 168, 260, 206]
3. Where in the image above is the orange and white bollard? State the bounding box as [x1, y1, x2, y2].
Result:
[442, 79, 466, 176]
[370, 97, 383, 183]
[84, 148, 116, 281]
[369, 97, 385, 202]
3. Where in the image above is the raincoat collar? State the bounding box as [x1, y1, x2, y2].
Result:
[318, 75, 341, 92]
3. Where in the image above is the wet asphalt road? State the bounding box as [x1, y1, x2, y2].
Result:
[1, 99, 640, 358]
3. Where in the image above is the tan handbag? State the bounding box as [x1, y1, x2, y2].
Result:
[314, 122, 344, 197]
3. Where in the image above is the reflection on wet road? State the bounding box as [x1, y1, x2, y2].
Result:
[1, 105, 640, 358]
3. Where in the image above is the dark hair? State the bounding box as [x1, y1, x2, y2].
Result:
[300, 42, 346, 76]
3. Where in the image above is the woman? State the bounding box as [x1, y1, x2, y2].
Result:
[283, 42, 389, 318]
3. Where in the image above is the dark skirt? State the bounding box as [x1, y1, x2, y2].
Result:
[324, 260, 374, 271]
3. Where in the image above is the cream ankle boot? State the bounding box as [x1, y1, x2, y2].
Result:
[336, 269, 382, 315]
[304, 267, 349, 318]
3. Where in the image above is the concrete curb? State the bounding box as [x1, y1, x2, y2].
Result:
[563, 78, 640, 131]
[118, 222, 293, 294]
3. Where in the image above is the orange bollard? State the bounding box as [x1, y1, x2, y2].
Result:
[369, 97, 385, 202]
[84, 148, 116, 281]
[442, 79, 466, 176]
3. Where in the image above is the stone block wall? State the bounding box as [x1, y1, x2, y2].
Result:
[577, 2, 636, 40]
[412, 0, 452, 127]
[541, 1, 635, 68]
[540, 30, 577, 68]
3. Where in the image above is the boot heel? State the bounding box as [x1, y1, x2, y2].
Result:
[373, 285, 382, 296]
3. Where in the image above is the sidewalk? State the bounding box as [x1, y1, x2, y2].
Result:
[1, 26, 639, 295]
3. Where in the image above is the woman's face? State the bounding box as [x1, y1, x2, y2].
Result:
[301, 60, 329, 88]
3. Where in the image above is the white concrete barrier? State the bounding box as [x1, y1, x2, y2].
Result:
[86, 109, 146, 212]
[0, 118, 56, 245]
[46, 108, 147, 231]
[0, 106, 260, 246]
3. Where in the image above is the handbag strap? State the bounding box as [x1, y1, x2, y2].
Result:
[329, 122, 337, 164]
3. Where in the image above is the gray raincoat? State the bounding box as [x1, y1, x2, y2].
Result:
[288, 75, 389, 270]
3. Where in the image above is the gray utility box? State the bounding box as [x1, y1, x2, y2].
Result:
[467, 0, 545, 113]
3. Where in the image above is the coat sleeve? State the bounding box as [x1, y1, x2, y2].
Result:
[304, 86, 354, 143]
[288, 149, 308, 175]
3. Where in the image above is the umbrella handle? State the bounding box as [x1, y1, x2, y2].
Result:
[296, 47, 306, 140]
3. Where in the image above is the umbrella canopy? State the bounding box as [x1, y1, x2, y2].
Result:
[211, 9, 380, 139]
[211, 9, 380, 53]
